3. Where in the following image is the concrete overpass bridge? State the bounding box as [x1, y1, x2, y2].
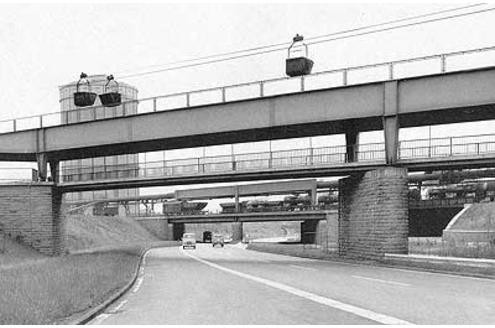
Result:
[136, 210, 335, 245]
[2, 46, 495, 256]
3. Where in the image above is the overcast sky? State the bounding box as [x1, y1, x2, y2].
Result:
[2, 2, 495, 203]
[1, 2, 495, 118]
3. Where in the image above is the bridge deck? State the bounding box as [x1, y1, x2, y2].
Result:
[56, 134, 495, 191]
[136, 210, 333, 224]
[1, 50, 495, 161]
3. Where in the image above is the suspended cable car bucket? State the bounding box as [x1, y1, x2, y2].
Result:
[74, 92, 97, 107]
[73, 72, 97, 107]
[99, 92, 121, 107]
[285, 34, 314, 77]
[286, 57, 314, 77]
[99, 74, 122, 107]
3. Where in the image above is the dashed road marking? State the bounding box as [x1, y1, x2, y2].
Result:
[183, 250, 412, 325]
[133, 277, 144, 293]
[352, 275, 411, 287]
[91, 313, 110, 325]
[289, 264, 317, 271]
[112, 299, 128, 312]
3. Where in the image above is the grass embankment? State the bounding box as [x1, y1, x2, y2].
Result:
[0, 235, 46, 267]
[0, 247, 143, 325]
[0, 215, 178, 324]
[67, 214, 161, 252]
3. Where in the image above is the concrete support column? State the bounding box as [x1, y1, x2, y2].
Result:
[344, 121, 359, 163]
[338, 167, 409, 259]
[49, 160, 60, 184]
[234, 186, 240, 212]
[383, 81, 399, 164]
[36, 153, 48, 182]
[383, 116, 399, 164]
[231, 221, 243, 242]
[310, 185, 318, 207]
[300, 220, 318, 244]
[173, 223, 185, 241]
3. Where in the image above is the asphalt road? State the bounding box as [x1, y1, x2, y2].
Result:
[90, 244, 495, 325]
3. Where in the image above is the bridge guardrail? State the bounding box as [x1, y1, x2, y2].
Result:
[56, 133, 495, 183]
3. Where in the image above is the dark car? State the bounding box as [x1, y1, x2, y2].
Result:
[212, 234, 224, 247]
[203, 231, 212, 243]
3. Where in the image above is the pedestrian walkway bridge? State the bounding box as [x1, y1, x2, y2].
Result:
[57, 132, 495, 191]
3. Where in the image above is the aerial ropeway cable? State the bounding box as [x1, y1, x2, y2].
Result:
[115, 3, 492, 80]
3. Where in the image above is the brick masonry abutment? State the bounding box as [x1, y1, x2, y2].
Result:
[338, 167, 409, 259]
[0, 183, 65, 255]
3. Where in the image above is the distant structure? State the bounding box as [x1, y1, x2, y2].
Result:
[59, 74, 140, 207]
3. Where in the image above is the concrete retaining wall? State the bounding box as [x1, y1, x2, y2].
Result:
[442, 202, 495, 245]
[302, 212, 338, 252]
[383, 253, 495, 277]
[339, 167, 409, 259]
[0, 183, 64, 255]
[443, 230, 495, 244]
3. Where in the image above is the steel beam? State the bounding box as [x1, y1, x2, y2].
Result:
[2, 67, 495, 162]
[174, 179, 318, 200]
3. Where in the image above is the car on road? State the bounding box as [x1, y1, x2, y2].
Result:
[182, 232, 196, 249]
[212, 234, 225, 247]
[203, 231, 212, 243]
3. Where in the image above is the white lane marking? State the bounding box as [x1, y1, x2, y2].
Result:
[112, 299, 128, 312]
[183, 250, 412, 325]
[352, 275, 411, 287]
[244, 248, 494, 282]
[132, 277, 144, 293]
[91, 313, 110, 325]
[289, 264, 318, 271]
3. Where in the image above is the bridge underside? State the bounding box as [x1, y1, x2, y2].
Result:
[163, 211, 331, 224]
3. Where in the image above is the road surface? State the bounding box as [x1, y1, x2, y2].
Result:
[90, 244, 495, 325]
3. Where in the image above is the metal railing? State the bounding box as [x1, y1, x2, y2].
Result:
[58, 132, 495, 183]
[398, 133, 495, 159]
[1, 45, 495, 134]
[60, 144, 384, 182]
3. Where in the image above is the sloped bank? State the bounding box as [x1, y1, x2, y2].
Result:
[0, 246, 143, 324]
[0, 215, 177, 324]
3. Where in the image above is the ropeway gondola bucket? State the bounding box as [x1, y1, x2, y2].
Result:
[99, 75, 122, 107]
[286, 34, 314, 77]
[74, 72, 97, 107]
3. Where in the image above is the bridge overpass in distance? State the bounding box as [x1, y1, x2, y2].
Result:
[153, 210, 333, 224]
[4, 47, 495, 256]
